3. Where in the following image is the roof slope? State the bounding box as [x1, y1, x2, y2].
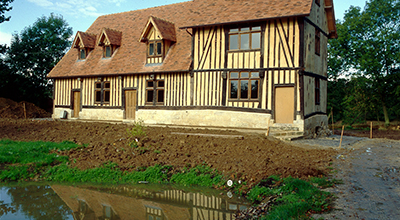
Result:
[48, 0, 318, 78]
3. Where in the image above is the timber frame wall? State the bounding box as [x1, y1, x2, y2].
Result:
[53, 0, 329, 127]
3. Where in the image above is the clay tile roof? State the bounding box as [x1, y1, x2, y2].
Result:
[180, 0, 313, 28]
[73, 31, 96, 49]
[150, 16, 177, 42]
[98, 28, 122, 46]
[48, 0, 336, 79]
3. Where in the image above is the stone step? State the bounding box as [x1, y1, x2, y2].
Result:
[268, 125, 300, 132]
[269, 131, 304, 137]
[274, 135, 304, 141]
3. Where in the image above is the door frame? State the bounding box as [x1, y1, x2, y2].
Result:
[274, 85, 295, 124]
[71, 89, 81, 118]
[123, 88, 138, 120]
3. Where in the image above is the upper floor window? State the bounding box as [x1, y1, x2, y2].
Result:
[229, 71, 259, 101]
[103, 46, 113, 58]
[148, 40, 163, 57]
[229, 26, 261, 51]
[79, 48, 87, 60]
[315, 29, 321, 56]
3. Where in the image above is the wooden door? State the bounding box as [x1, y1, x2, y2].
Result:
[73, 91, 80, 118]
[275, 87, 294, 124]
[125, 90, 137, 120]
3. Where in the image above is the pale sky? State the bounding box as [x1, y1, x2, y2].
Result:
[0, 0, 367, 46]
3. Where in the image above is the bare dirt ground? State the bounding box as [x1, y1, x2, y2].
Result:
[0, 118, 336, 188]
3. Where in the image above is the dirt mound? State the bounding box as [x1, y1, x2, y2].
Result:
[0, 98, 51, 119]
[0, 119, 336, 188]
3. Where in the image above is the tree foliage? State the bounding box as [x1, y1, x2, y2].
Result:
[1, 14, 73, 109]
[0, 0, 13, 23]
[328, 0, 400, 125]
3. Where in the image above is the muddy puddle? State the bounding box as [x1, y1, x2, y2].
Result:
[0, 183, 249, 220]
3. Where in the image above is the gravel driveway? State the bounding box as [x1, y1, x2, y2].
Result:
[293, 136, 400, 219]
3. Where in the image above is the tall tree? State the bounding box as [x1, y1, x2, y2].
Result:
[0, 0, 13, 23]
[328, 0, 400, 126]
[4, 13, 73, 107]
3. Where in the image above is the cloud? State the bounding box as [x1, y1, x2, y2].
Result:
[0, 31, 12, 46]
[28, 0, 126, 18]
[27, 0, 54, 7]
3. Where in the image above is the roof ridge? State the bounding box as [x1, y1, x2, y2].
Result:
[97, 0, 193, 18]
[150, 16, 175, 25]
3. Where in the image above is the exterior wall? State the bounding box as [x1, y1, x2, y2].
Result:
[53, 78, 80, 106]
[302, 0, 329, 133]
[303, 114, 330, 138]
[136, 109, 271, 129]
[193, 71, 224, 106]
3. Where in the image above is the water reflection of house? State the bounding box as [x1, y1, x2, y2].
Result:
[51, 185, 248, 220]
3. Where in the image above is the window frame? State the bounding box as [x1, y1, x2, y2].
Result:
[145, 79, 165, 105]
[315, 29, 321, 56]
[147, 40, 163, 57]
[103, 45, 113, 58]
[79, 48, 86, 60]
[229, 26, 261, 51]
[229, 71, 260, 101]
[315, 78, 320, 105]
[94, 81, 111, 104]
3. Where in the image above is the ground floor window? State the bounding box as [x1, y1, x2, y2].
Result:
[146, 79, 164, 105]
[229, 71, 259, 101]
[315, 78, 320, 105]
[95, 81, 110, 104]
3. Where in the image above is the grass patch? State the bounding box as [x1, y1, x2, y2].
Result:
[0, 139, 82, 181]
[245, 176, 336, 219]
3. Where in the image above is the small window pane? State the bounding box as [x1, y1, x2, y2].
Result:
[147, 90, 154, 103]
[230, 81, 238, 98]
[241, 72, 249, 78]
[229, 34, 239, 50]
[252, 26, 261, 30]
[230, 28, 239, 32]
[230, 72, 239, 78]
[156, 42, 162, 55]
[104, 91, 110, 102]
[241, 27, 250, 31]
[105, 46, 111, 57]
[157, 90, 164, 103]
[95, 91, 101, 102]
[147, 81, 154, 87]
[240, 80, 248, 99]
[95, 83, 102, 89]
[80, 49, 86, 59]
[240, 33, 250, 50]
[104, 82, 110, 88]
[251, 80, 258, 99]
[252, 32, 261, 49]
[149, 43, 154, 55]
[251, 72, 259, 78]
[158, 80, 164, 87]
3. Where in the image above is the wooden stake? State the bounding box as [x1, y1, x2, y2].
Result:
[266, 127, 270, 136]
[339, 125, 344, 148]
[23, 103, 27, 119]
[370, 122, 373, 139]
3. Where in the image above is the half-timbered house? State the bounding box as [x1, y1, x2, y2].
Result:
[47, 0, 337, 138]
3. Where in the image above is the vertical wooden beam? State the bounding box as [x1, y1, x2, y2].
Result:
[222, 27, 229, 106]
[299, 17, 305, 119]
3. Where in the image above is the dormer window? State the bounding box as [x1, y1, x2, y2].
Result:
[104, 46, 113, 58]
[97, 28, 122, 59]
[140, 16, 176, 64]
[72, 31, 96, 61]
[148, 40, 163, 57]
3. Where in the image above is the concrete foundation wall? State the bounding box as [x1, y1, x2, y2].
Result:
[303, 114, 330, 138]
[53, 107, 124, 121]
[136, 109, 272, 130]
